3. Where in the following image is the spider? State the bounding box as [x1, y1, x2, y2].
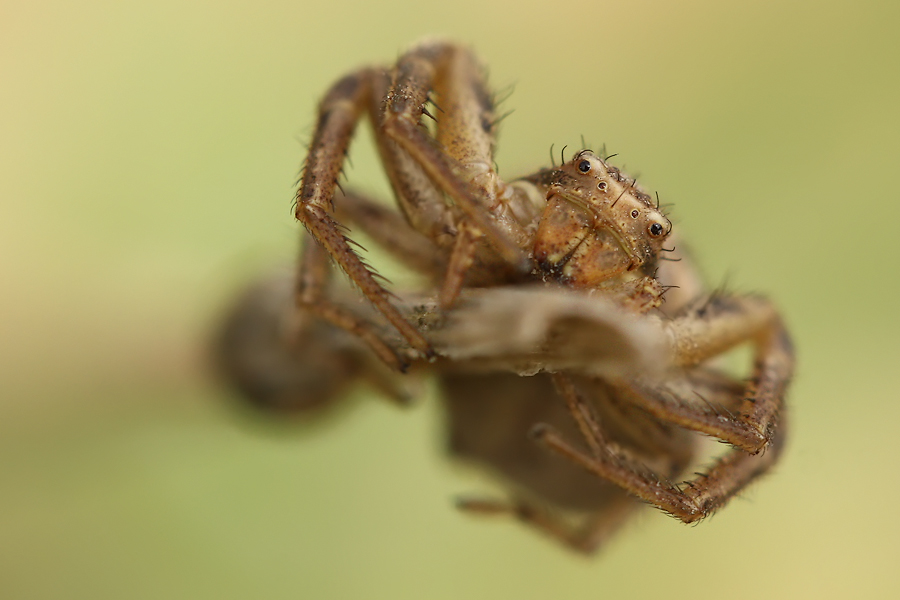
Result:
[221, 40, 795, 553]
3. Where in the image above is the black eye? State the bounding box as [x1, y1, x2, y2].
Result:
[649, 223, 664, 236]
[597, 181, 607, 190]
[631, 209, 639, 218]
[578, 160, 591, 173]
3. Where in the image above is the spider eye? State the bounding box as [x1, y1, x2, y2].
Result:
[649, 223, 664, 237]
[631, 209, 640, 218]
[597, 181, 607, 191]
[578, 160, 591, 173]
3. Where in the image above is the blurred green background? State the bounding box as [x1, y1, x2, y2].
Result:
[2, 0, 899, 598]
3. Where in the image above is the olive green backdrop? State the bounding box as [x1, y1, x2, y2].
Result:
[2, 0, 898, 598]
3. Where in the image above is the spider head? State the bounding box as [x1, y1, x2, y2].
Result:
[532, 150, 671, 286]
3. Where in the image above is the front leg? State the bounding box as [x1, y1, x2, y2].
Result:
[438, 220, 481, 309]
[332, 189, 448, 279]
[381, 42, 531, 281]
[295, 68, 434, 361]
[296, 233, 414, 371]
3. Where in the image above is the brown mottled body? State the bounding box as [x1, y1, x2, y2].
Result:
[220, 40, 795, 554]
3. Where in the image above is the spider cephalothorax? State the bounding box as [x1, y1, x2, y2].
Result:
[506, 149, 672, 289]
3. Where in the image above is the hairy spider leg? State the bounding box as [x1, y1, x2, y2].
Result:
[379, 42, 530, 306]
[295, 232, 413, 370]
[533, 296, 793, 523]
[532, 416, 784, 524]
[454, 372, 696, 554]
[333, 189, 503, 290]
[447, 369, 695, 555]
[662, 294, 793, 451]
[296, 43, 534, 365]
[332, 189, 447, 278]
[439, 220, 481, 308]
[295, 68, 436, 363]
[297, 188, 464, 370]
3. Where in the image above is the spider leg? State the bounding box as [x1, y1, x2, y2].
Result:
[555, 373, 695, 477]
[295, 68, 434, 361]
[531, 417, 692, 522]
[659, 293, 795, 453]
[679, 414, 787, 519]
[551, 374, 607, 458]
[614, 365, 781, 454]
[380, 43, 530, 282]
[535, 363, 789, 523]
[362, 60, 484, 307]
[456, 497, 585, 550]
[217, 269, 416, 411]
[438, 221, 481, 308]
[298, 189, 488, 371]
[334, 189, 504, 303]
[456, 494, 637, 555]
[533, 420, 785, 524]
[332, 189, 447, 278]
[595, 377, 697, 467]
[295, 232, 415, 371]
